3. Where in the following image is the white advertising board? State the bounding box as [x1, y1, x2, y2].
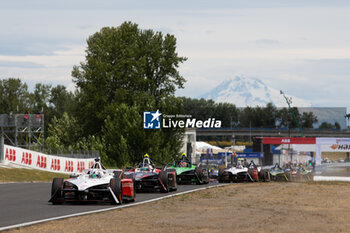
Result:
[2, 144, 95, 174]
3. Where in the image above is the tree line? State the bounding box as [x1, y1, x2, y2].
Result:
[181, 98, 319, 129]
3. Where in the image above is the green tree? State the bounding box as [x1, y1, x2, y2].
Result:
[48, 85, 77, 119]
[334, 122, 341, 130]
[319, 122, 334, 130]
[0, 78, 29, 113]
[45, 112, 82, 149]
[31, 83, 52, 113]
[71, 22, 187, 166]
[72, 21, 187, 136]
[300, 112, 318, 128]
[319, 121, 340, 130]
[276, 107, 302, 128]
[181, 97, 239, 128]
[262, 103, 277, 128]
[239, 103, 277, 128]
[239, 106, 256, 127]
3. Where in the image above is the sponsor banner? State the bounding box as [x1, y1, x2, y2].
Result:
[3, 144, 95, 174]
[216, 152, 263, 158]
[316, 137, 350, 145]
[200, 157, 225, 165]
[315, 138, 350, 165]
[263, 137, 316, 145]
[315, 138, 350, 152]
[327, 144, 350, 152]
[201, 153, 225, 165]
[320, 144, 350, 153]
[236, 152, 264, 158]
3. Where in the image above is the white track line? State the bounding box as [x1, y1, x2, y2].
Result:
[313, 176, 350, 182]
[0, 184, 227, 231]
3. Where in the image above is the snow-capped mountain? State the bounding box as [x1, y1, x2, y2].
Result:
[199, 76, 311, 107]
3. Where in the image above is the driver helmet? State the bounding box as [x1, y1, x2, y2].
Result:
[180, 161, 187, 167]
[90, 170, 99, 178]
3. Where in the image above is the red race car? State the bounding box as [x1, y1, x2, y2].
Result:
[123, 154, 177, 193]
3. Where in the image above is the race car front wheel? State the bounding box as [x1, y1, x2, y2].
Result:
[110, 178, 123, 204]
[159, 170, 169, 193]
[195, 164, 209, 184]
[51, 178, 64, 205]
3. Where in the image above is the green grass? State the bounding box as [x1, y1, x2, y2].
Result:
[0, 168, 69, 182]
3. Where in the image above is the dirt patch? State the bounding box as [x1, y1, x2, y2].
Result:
[7, 182, 350, 233]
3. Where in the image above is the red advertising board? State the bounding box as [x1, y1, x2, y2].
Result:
[262, 137, 316, 144]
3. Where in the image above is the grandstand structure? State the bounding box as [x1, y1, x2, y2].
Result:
[0, 114, 44, 149]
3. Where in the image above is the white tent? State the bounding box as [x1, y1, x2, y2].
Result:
[196, 141, 222, 151]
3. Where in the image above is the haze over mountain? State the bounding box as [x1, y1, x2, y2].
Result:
[199, 76, 311, 107]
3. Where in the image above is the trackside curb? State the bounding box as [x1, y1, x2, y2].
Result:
[0, 183, 228, 232]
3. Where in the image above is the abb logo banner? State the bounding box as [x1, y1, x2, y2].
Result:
[50, 159, 61, 171]
[77, 161, 85, 173]
[262, 137, 316, 145]
[5, 148, 16, 162]
[3, 144, 95, 174]
[64, 160, 74, 172]
[21, 152, 32, 165]
[36, 155, 47, 168]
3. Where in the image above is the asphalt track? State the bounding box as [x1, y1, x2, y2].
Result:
[0, 182, 218, 229]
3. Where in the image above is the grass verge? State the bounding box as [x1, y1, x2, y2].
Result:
[0, 168, 69, 182]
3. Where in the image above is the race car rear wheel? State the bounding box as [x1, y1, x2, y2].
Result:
[166, 169, 177, 191]
[110, 178, 123, 204]
[132, 178, 136, 201]
[195, 164, 209, 184]
[113, 170, 122, 178]
[159, 170, 169, 193]
[51, 178, 64, 205]
[218, 168, 225, 183]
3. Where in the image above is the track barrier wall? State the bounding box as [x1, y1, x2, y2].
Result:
[2, 144, 95, 174]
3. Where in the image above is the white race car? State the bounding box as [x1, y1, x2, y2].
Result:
[218, 164, 250, 183]
[49, 158, 135, 204]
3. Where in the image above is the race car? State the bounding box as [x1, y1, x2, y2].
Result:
[167, 155, 209, 184]
[247, 161, 270, 182]
[218, 164, 250, 183]
[269, 163, 290, 181]
[123, 154, 177, 193]
[295, 166, 313, 181]
[284, 164, 313, 181]
[49, 158, 135, 205]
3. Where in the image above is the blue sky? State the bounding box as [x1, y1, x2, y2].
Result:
[1, 0, 350, 110]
